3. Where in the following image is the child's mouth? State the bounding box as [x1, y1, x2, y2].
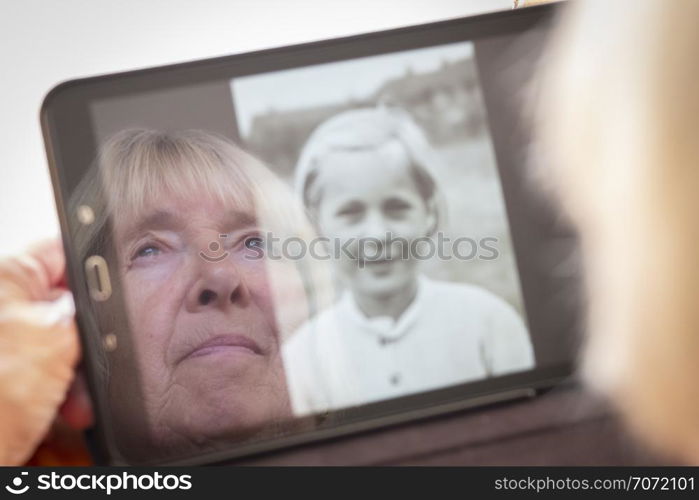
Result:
[359, 256, 396, 273]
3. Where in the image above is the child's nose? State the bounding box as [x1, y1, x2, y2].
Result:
[361, 212, 391, 241]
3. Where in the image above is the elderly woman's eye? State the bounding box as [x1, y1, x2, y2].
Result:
[134, 244, 162, 259]
[244, 236, 265, 250]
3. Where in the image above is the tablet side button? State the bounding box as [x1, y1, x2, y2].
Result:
[85, 255, 112, 302]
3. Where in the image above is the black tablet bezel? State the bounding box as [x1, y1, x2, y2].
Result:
[41, 3, 576, 466]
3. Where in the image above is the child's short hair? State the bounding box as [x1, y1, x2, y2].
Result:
[294, 107, 443, 233]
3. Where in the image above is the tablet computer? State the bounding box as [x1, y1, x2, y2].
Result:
[41, 3, 579, 465]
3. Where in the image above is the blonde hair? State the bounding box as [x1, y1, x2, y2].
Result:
[537, 0, 699, 462]
[294, 107, 444, 234]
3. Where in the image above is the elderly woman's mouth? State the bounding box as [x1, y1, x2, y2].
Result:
[182, 334, 263, 362]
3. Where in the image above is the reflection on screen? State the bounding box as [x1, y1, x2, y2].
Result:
[78, 37, 547, 463]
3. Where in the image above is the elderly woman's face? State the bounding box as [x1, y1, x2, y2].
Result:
[113, 192, 291, 449]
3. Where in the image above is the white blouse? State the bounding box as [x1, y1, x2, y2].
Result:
[282, 276, 535, 416]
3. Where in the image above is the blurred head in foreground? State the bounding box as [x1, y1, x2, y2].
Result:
[537, 0, 699, 462]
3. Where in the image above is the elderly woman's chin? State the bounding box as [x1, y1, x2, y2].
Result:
[151, 375, 292, 454]
[154, 398, 291, 454]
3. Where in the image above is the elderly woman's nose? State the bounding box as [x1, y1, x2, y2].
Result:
[185, 258, 250, 313]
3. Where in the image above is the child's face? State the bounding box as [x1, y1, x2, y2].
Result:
[314, 141, 435, 300]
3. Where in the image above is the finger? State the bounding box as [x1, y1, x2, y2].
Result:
[1, 299, 81, 376]
[26, 238, 66, 289]
[0, 238, 66, 303]
[0, 309, 81, 465]
[32, 292, 76, 328]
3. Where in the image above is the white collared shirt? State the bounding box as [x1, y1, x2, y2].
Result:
[282, 277, 535, 416]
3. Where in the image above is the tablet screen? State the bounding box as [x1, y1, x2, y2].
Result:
[45, 5, 577, 464]
[227, 41, 534, 414]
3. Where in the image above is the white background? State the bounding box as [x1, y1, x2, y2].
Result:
[0, 0, 512, 257]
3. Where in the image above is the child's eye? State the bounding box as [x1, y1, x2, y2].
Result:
[383, 198, 413, 216]
[336, 201, 365, 219]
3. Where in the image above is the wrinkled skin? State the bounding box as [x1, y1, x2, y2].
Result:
[113, 194, 292, 452]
